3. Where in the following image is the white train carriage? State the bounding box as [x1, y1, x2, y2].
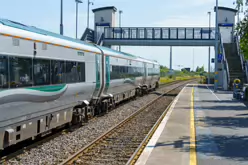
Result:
[0, 19, 160, 150]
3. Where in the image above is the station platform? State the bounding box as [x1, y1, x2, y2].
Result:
[135, 84, 248, 165]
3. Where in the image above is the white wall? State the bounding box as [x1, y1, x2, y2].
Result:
[217, 9, 236, 24]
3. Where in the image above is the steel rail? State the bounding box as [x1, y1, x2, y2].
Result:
[60, 80, 195, 165]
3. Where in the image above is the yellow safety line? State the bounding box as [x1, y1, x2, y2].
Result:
[190, 85, 197, 165]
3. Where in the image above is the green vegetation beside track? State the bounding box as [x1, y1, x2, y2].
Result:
[159, 66, 200, 84]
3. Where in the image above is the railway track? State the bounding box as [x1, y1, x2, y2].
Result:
[1, 79, 196, 164]
[60, 80, 195, 165]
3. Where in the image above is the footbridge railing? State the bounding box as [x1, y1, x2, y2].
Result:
[104, 27, 216, 40]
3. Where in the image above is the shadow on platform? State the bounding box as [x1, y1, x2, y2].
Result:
[147, 136, 190, 149]
[148, 134, 248, 161]
[197, 116, 248, 128]
[195, 135, 248, 161]
[195, 99, 244, 104]
[194, 105, 248, 111]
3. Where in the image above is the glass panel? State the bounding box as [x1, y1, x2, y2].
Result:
[78, 62, 85, 82]
[9, 57, 33, 88]
[131, 29, 137, 38]
[34, 59, 50, 85]
[154, 28, 161, 39]
[200, 28, 211, 39]
[109, 28, 114, 39]
[146, 28, 153, 39]
[113, 28, 121, 39]
[170, 28, 177, 39]
[186, 29, 193, 39]
[138, 28, 145, 39]
[104, 28, 110, 38]
[65, 61, 81, 83]
[211, 29, 215, 39]
[178, 28, 185, 39]
[0, 56, 8, 89]
[194, 28, 201, 39]
[122, 28, 129, 39]
[51, 60, 65, 84]
[110, 65, 120, 80]
[162, 29, 169, 39]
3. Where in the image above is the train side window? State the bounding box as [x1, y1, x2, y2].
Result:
[78, 62, 85, 82]
[16, 134, 21, 140]
[51, 60, 65, 84]
[0, 56, 8, 89]
[9, 57, 33, 88]
[128, 66, 134, 77]
[33, 59, 51, 85]
[16, 125, 21, 132]
[65, 61, 79, 83]
[110, 65, 120, 80]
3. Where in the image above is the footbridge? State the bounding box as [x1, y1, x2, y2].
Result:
[103, 27, 215, 46]
[81, 6, 247, 91]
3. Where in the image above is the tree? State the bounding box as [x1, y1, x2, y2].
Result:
[235, 0, 248, 59]
[195, 65, 204, 73]
[195, 66, 199, 72]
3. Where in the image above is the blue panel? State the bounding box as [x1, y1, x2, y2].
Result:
[95, 23, 110, 26]
[218, 23, 233, 27]
[218, 54, 223, 62]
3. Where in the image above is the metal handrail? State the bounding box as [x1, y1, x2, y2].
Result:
[235, 35, 244, 71]
[235, 34, 248, 83]
[220, 35, 230, 86]
[97, 33, 104, 46]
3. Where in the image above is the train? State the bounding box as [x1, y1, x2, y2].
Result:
[0, 19, 160, 150]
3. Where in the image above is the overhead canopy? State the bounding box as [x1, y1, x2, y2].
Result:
[214, 6, 238, 13]
[92, 6, 117, 13]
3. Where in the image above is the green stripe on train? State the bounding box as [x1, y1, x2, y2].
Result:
[27, 84, 67, 92]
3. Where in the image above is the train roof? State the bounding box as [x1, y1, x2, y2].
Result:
[0, 18, 159, 65]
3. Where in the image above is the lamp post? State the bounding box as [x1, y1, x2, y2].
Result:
[214, 0, 219, 92]
[208, 11, 211, 84]
[170, 46, 172, 71]
[119, 10, 123, 51]
[87, 0, 94, 28]
[75, 0, 83, 39]
[60, 0, 63, 35]
[193, 48, 195, 72]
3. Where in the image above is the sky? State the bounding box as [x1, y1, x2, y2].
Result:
[0, 0, 243, 71]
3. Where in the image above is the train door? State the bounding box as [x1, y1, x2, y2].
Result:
[92, 54, 101, 97]
[143, 63, 148, 85]
[3, 131, 9, 148]
[103, 56, 110, 93]
[37, 120, 41, 134]
[3, 128, 14, 148]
